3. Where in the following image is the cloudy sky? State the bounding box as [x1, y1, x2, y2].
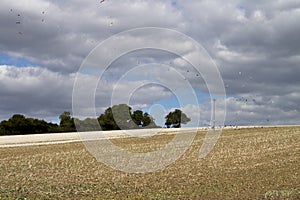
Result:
[0, 0, 299, 127]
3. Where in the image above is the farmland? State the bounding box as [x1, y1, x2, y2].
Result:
[0, 127, 299, 199]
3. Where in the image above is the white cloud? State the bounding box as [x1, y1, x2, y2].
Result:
[0, 0, 299, 126]
[0, 65, 74, 120]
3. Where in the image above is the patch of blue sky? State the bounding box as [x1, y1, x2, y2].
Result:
[49, 117, 60, 125]
[141, 89, 209, 126]
[142, 89, 209, 113]
[196, 89, 210, 102]
[171, 0, 177, 6]
[142, 98, 177, 127]
[0, 54, 38, 67]
[152, 96, 180, 111]
[79, 68, 103, 76]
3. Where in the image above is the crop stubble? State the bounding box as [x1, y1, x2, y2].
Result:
[0, 127, 299, 199]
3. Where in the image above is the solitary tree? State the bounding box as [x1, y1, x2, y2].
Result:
[165, 109, 190, 128]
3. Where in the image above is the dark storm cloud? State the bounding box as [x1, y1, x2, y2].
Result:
[0, 0, 184, 73]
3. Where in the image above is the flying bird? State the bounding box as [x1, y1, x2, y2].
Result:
[100, 0, 105, 3]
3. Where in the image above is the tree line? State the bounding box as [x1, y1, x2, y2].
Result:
[0, 104, 190, 135]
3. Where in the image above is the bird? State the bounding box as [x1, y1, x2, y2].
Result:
[100, 0, 105, 3]
[16, 21, 21, 24]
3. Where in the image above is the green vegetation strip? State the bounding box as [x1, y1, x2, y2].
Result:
[0, 127, 299, 199]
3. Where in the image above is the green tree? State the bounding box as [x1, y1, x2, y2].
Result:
[98, 104, 135, 130]
[74, 118, 100, 132]
[142, 112, 152, 127]
[59, 111, 76, 132]
[27, 118, 48, 133]
[131, 110, 144, 127]
[165, 109, 190, 128]
[98, 107, 120, 131]
[111, 104, 133, 129]
[0, 124, 4, 135]
[7, 114, 31, 134]
[0, 120, 12, 135]
[131, 110, 157, 128]
[0, 114, 59, 135]
[98, 104, 159, 130]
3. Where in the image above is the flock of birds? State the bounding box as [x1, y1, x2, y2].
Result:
[11, 0, 112, 35]
[181, 68, 266, 112]
[8, 1, 273, 125]
[11, 8, 46, 35]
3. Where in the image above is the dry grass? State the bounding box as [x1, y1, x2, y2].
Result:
[0, 127, 299, 199]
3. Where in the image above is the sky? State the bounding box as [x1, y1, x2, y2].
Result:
[0, 0, 299, 127]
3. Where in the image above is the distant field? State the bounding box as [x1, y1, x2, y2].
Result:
[0, 127, 299, 199]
